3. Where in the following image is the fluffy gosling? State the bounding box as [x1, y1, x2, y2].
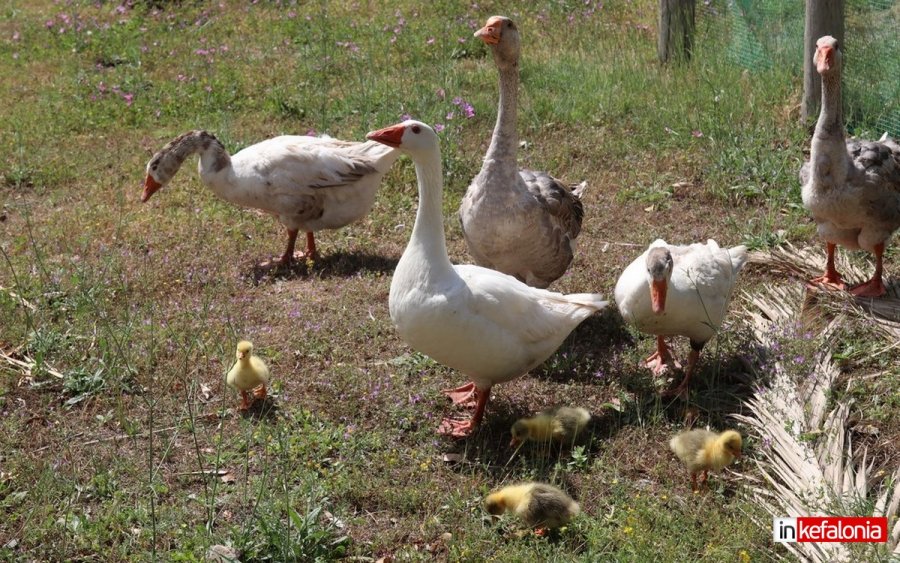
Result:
[226, 340, 269, 410]
[484, 482, 580, 534]
[669, 429, 742, 491]
[510, 406, 591, 447]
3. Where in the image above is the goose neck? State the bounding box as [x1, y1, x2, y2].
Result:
[484, 61, 519, 163]
[814, 72, 844, 141]
[404, 149, 453, 275]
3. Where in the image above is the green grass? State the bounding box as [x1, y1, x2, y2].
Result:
[1, 1, 898, 561]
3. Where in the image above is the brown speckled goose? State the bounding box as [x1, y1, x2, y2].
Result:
[800, 36, 900, 297]
[142, 130, 400, 266]
[459, 16, 585, 289]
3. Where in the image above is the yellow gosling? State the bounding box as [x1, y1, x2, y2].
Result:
[226, 340, 269, 410]
[484, 482, 580, 533]
[669, 429, 742, 491]
[510, 406, 591, 447]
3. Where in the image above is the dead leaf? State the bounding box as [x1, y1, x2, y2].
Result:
[220, 471, 236, 484]
[441, 453, 463, 464]
[200, 383, 213, 402]
[324, 510, 345, 529]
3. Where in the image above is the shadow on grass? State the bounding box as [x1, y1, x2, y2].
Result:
[240, 395, 280, 421]
[247, 250, 398, 283]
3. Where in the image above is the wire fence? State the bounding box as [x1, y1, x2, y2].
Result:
[711, 0, 899, 136]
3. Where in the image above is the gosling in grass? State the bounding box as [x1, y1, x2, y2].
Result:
[226, 340, 269, 410]
[509, 406, 591, 447]
[484, 482, 580, 534]
[669, 429, 742, 491]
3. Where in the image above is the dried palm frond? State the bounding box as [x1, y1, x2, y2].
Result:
[748, 243, 900, 346]
[735, 279, 900, 562]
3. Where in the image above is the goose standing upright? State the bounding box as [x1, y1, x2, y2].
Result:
[142, 130, 400, 266]
[459, 16, 586, 289]
[367, 120, 606, 437]
[800, 35, 900, 297]
[615, 239, 747, 398]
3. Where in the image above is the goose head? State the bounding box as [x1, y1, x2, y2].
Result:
[717, 430, 743, 460]
[142, 130, 226, 202]
[475, 16, 520, 68]
[366, 120, 438, 155]
[142, 149, 175, 202]
[814, 35, 842, 77]
[235, 340, 253, 363]
[645, 247, 673, 315]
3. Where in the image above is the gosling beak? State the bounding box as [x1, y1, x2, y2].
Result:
[509, 437, 520, 448]
[733, 449, 742, 459]
[366, 123, 405, 148]
[650, 279, 667, 315]
[237, 352, 246, 360]
[141, 175, 162, 202]
[474, 21, 501, 45]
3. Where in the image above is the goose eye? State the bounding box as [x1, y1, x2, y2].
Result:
[411, 125, 421, 134]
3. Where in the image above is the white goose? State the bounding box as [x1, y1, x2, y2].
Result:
[142, 130, 400, 266]
[800, 36, 900, 297]
[615, 239, 747, 398]
[459, 15, 585, 289]
[367, 120, 606, 437]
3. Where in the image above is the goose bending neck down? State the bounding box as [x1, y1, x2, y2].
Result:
[367, 120, 607, 437]
[142, 130, 400, 267]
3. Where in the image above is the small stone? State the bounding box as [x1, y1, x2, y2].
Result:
[206, 544, 240, 563]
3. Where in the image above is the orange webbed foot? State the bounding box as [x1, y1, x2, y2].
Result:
[437, 416, 477, 438]
[442, 382, 477, 408]
[644, 350, 680, 375]
[807, 274, 847, 292]
[849, 278, 886, 298]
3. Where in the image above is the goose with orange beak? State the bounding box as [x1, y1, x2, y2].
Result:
[459, 15, 586, 290]
[799, 35, 900, 297]
[615, 239, 747, 398]
[367, 120, 606, 437]
[140, 130, 400, 268]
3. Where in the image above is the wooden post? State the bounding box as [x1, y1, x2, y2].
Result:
[658, 0, 696, 63]
[801, 0, 844, 120]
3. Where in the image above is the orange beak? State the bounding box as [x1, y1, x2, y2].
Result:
[366, 123, 405, 148]
[650, 279, 667, 315]
[509, 437, 520, 448]
[237, 352, 246, 360]
[816, 45, 834, 72]
[141, 174, 162, 202]
[474, 18, 502, 45]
